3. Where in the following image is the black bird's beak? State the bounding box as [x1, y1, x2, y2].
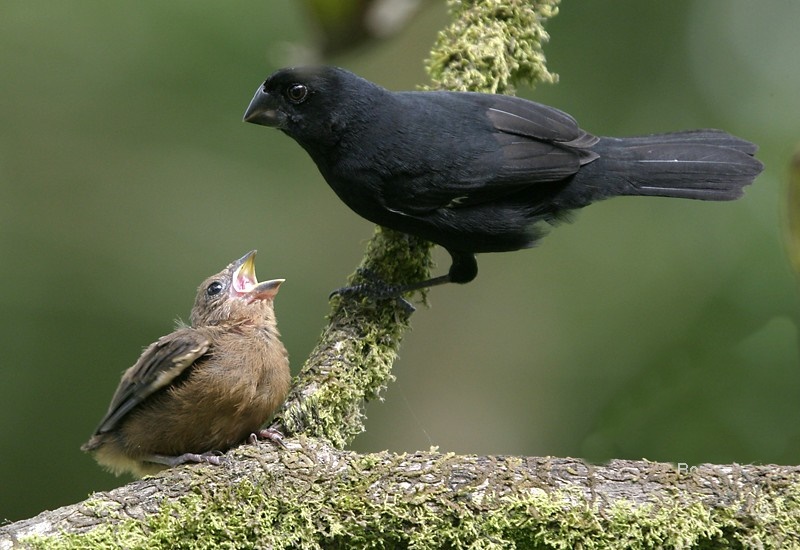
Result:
[243, 86, 286, 128]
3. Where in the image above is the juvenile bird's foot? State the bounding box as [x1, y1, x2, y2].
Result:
[248, 427, 287, 448]
[147, 450, 225, 468]
[330, 268, 416, 313]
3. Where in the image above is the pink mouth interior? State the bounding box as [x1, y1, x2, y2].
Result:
[233, 269, 257, 293]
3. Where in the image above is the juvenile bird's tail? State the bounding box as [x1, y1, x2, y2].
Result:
[581, 129, 763, 202]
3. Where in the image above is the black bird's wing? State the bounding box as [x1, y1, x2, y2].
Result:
[482, 94, 599, 183]
[380, 93, 599, 216]
[93, 328, 210, 435]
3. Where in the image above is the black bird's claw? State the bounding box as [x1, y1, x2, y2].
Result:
[330, 268, 415, 313]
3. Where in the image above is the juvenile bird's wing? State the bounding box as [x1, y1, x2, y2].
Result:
[93, 328, 210, 435]
[381, 93, 599, 215]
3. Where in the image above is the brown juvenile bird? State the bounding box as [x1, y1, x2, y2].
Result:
[82, 250, 290, 477]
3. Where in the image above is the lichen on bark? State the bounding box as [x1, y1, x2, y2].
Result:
[426, 0, 561, 93]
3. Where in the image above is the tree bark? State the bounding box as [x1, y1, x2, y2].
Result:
[3, 439, 799, 548]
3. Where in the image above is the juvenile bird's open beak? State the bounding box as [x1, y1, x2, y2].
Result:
[231, 250, 284, 302]
[243, 86, 286, 128]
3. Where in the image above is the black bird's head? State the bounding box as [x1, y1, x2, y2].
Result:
[243, 66, 382, 148]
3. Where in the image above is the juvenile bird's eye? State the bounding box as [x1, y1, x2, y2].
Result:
[206, 281, 224, 296]
[286, 83, 309, 104]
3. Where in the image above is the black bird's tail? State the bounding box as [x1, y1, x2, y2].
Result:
[580, 129, 763, 202]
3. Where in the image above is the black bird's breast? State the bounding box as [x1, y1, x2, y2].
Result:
[316, 92, 502, 214]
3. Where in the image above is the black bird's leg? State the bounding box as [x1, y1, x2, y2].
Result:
[331, 250, 478, 305]
[390, 250, 478, 290]
[443, 250, 479, 284]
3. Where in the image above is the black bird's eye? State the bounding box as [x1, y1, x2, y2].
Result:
[286, 83, 309, 104]
[206, 281, 224, 296]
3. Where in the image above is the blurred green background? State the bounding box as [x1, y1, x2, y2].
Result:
[2, 0, 799, 523]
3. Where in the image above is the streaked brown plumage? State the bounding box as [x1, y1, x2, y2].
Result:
[82, 250, 290, 477]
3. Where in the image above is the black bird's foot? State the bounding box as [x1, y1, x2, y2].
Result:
[330, 268, 416, 313]
[147, 450, 226, 468]
[331, 267, 403, 298]
[247, 427, 287, 448]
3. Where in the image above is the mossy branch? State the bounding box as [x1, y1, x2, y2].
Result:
[5, 441, 800, 548]
[274, 227, 432, 448]
[426, 0, 560, 93]
[272, 0, 562, 449]
[7, 1, 797, 548]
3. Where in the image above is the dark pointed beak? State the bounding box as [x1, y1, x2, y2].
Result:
[243, 86, 286, 128]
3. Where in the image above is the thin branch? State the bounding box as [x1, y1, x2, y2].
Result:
[275, 228, 432, 447]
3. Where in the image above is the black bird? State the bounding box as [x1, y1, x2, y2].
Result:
[243, 66, 763, 294]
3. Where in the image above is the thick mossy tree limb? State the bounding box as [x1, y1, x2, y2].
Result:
[273, 0, 562, 449]
[11, 1, 796, 548]
[275, 227, 433, 448]
[6, 440, 800, 548]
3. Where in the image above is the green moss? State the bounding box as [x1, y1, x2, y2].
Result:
[28, 466, 800, 549]
[426, 0, 561, 94]
[276, 228, 433, 448]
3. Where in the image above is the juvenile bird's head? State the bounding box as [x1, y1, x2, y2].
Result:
[243, 66, 382, 150]
[190, 250, 283, 327]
